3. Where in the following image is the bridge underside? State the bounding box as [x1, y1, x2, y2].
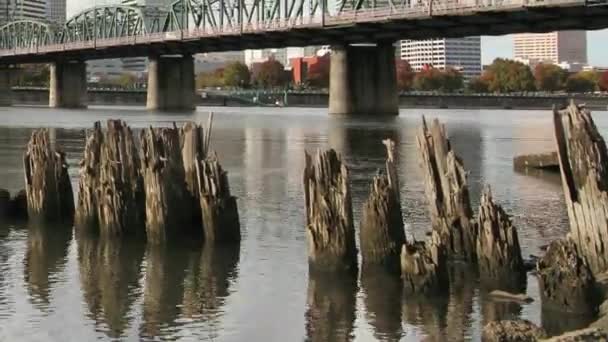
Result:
[2, 3, 608, 63]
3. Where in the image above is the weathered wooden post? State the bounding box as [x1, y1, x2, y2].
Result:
[23, 129, 74, 222]
[196, 153, 240, 243]
[553, 102, 608, 273]
[360, 139, 405, 270]
[476, 187, 525, 290]
[537, 239, 599, 315]
[75, 120, 145, 235]
[416, 117, 477, 261]
[303, 149, 357, 272]
[180, 119, 211, 225]
[140, 125, 193, 242]
[400, 231, 448, 293]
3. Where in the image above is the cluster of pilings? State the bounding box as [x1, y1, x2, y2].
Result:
[303, 117, 526, 297]
[1, 117, 240, 246]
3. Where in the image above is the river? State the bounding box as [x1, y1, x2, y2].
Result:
[0, 105, 601, 341]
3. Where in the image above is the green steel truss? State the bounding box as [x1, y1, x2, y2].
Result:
[0, 0, 386, 49]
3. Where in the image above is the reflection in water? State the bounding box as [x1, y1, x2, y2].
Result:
[541, 307, 595, 337]
[0, 224, 9, 309]
[305, 271, 357, 342]
[140, 241, 199, 339]
[402, 264, 476, 341]
[77, 233, 145, 339]
[480, 290, 523, 326]
[23, 223, 72, 310]
[361, 269, 403, 341]
[182, 244, 240, 338]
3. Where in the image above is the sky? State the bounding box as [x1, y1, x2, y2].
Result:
[67, 0, 608, 66]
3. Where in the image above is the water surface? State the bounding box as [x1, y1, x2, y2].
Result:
[0, 105, 602, 341]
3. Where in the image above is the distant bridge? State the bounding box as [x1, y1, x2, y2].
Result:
[0, 0, 606, 113]
[0, 0, 607, 62]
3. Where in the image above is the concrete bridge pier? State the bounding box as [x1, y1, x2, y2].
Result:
[49, 61, 87, 108]
[147, 54, 195, 111]
[0, 67, 12, 106]
[329, 43, 398, 115]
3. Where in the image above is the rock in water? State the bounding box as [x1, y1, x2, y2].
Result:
[482, 320, 546, 342]
[400, 231, 448, 293]
[554, 102, 608, 274]
[76, 120, 145, 235]
[416, 117, 477, 261]
[537, 239, 599, 315]
[360, 139, 405, 270]
[140, 125, 193, 242]
[476, 186, 525, 290]
[303, 149, 357, 272]
[196, 153, 240, 243]
[23, 128, 74, 222]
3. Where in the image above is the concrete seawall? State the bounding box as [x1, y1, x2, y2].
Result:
[10, 89, 608, 111]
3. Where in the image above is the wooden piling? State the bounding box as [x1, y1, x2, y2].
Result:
[75, 120, 145, 235]
[400, 231, 448, 293]
[303, 149, 357, 272]
[553, 102, 608, 273]
[196, 153, 240, 243]
[416, 117, 477, 261]
[360, 139, 405, 269]
[23, 128, 74, 222]
[140, 125, 193, 242]
[476, 186, 525, 290]
[537, 238, 599, 315]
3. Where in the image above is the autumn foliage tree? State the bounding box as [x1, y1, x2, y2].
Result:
[598, 71, 608, 91]
[196, 68, 225, 88]
[306, 53, 330, 88]
[534, 63, 568, 92]
[565, 71, 598, 93]
[482, 58, 535, 93]
[396, 59, 415, 91]
[223, 61, 251, 88]
[413, 67, 463, 92]
[252, 59, 289, 88]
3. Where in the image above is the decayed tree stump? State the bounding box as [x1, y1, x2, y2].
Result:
[140, 125, 193, 242]
[23, 129, 74, 222]
[196, 153, 240, 243]
[304, 149, 357, 272]
[360, 139, 405, 269]
[476, 187, 525, 289]
[75, 122, 103, 228]
[180, 120, 211, 223]
[400, 231, 448, 293]
[537, 239, 599, 315]
[482, 320, 546, 342]
[416, 117, 477, 261]
[553, 102, 608, 274]
[75, 120, 145, 235]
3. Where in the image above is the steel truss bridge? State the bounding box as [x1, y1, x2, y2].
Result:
[0, 0, 608, 63]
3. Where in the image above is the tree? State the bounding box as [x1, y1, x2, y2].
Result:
[467, 76, 489, 93]
[413, 67, 463, 92]
[116, 73, 138, 88]
[565, 71, 597, 93]
[534, 63, 567, 92]
[483, 58, 535, 93]
[196, 68, 224, 88]
[15, 64, 49, 87]
[307, 54, 330, 88]
[396, 59, 415, 91]
[252, 59, 288, 88]
[599, 71, 608, 92]
[223, 61, 250, 88]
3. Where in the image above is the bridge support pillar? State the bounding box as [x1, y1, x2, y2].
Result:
[0, 68, 12, 106]
[49, 61, 87, 108]
[329, 43, 398, 115]
[147, 55, 195, 111]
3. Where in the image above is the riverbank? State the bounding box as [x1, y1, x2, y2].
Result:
[10, 88, 608, 110]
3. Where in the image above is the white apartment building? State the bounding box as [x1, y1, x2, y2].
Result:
[400, 37, 482, 81]
[46, 0, 65, 25]
[4, 0, 46, 21]
[513, 31, 587, 64]
[244, 47, 320, 67]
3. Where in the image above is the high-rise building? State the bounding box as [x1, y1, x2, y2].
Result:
[400, 37, 482, 81]
[513, 31, 587, 64]
[244, 47, 320, 67]
[4, 0, 46, 21]
[46, 0, 65, 25]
